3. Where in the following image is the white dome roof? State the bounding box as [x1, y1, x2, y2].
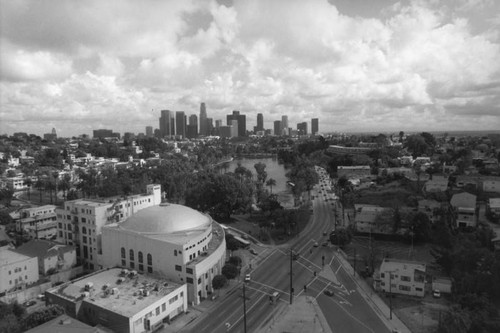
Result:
[120, 204, 210, 234]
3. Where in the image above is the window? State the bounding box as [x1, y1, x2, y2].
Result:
[198, 278, 201, 284]
[156, 307, 160, 316]
[121, 259, 126, 266]
[174, 250, 177, 256]
[121, 247, 126, 258]
[83, 236, 87, 244]
[129, 249, 134, 261]
[399, 285, 411, 291]
[138, 251, 143, 263]
[130, 262, 135, 269]
[162, 303, 166, 312]
[139, 264, 144, 272]
[147, 266, 152, 273]
[381, 273, 385, 278]
[186, 268, 193, 274]
[400, 275, 411, 282]
[82, 218, 86, 223]
[186, 277, 193, 284]
[147, 253, 152, 265]
[175, 265, 182, 272]
[82, 227, 86, 234]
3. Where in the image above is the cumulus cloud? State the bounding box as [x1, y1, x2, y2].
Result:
[1, 0, 499, 135]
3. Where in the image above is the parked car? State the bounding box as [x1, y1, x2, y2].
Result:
[244, 274, 251, 282]
[249, 248, 258, 255]
[313, 242, 319, 247]
[23, 300, 36, 307]
[433, 290, 441, 298]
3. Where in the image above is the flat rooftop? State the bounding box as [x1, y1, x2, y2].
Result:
[48, 268, 183, 317]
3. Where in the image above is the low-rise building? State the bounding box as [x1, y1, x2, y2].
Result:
[375, 258, 426, 297]
[45, 268, 187, 333]
[24, 314, 110, 333]
[425, 174, 448, 193]
[14, 239, 76, 276]
[488, 198, 500, 218]
[337, 165, 372, 180]
[17, 205, 58, 240]
[0, 248, 39, 295]
[450, 192, 477, 228]
[353, 204, 391, 234]
[417, 199, 442, 224]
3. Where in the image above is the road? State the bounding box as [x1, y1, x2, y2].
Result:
[185, 167, 391, 333]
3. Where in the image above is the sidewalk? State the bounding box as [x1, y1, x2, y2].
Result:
[336, 249, 411, 333]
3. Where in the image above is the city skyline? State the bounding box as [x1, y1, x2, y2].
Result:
[1, 0, 500, 137]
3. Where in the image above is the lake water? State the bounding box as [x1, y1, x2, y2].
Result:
[227, 157, 294, 208]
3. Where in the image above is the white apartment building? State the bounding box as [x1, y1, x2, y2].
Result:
[0, 248, 39, 294]
[56, 184, 162, 270]
[45, 268, 187, 333]
[101, 203, 227, 305]
[376, 258, 426, 297]
[17, 205, 58, 240]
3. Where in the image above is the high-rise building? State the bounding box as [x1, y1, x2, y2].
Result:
[257, 113, 264, 131]
[227, 110, 246, 137]
[312, 118, 319, 136]
[281, 115, 288, 136]
[206, 118, 213, 136]
[297, 122, 307, 135]
[199, 103, 207, 136]
[273, 121, 281, 136]
[145, 126, 153, 137]
[175, 111, 186, 138]
[159, 110, 173, 138]
[187, 114, 198, 139]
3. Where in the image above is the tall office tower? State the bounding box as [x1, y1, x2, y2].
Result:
[227, 110, 246, 137]
[206, 118, 213, 135]
[215, 119, 222, 128]
[175, 111, 186, 138]
[186, 114, 198, 139]
[199, 102, 207, 136]
[311, 118, 319, 136]
[281, 115, 289, 136]
[297, 122, 307, 135]
[274, 120, 282, 136]
[257, 113, 264, 131]
[145, 126, 153, 137]
[159, 110, 172, 138]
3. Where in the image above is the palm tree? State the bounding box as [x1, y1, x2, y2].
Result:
[34, 175, 44, 203]
[266, 178, 277, 194]
[24, 177, 32, 200]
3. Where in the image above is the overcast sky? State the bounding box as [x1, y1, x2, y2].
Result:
[1, 0, 499, 137]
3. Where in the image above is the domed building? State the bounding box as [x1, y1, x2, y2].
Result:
[101, 203, 226, 304]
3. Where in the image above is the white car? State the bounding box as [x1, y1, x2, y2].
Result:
[245, 274, 251, 282]
[433, 290, 441, 298]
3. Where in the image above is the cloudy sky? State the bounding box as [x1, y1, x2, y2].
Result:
[1, 0, 500, 137]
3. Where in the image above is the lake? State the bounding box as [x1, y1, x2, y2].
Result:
[227, 157, 294, 208]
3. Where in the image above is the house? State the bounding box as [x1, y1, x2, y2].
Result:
[375, 258, 426, 297]
[425, 174, 449, 193]
[337, 165, 372, 179]
[482, 177, 500, 193]
[417, 199, 441, 224]
[432, 277, 452, 294]
[353, 204, 391, 234]
[450, 192, 477, 228]
[488, 198, 500, 218]
[13, 239, 76, 276]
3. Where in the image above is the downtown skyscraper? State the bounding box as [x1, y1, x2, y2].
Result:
[159, 110, 173, 138]
[312, 118, 319, 136]
[199, 102, 207, 136]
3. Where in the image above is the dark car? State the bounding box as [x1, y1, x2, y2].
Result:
[324, 289, 334, 296]
[23, 300, 36, 307]
[249, 248, 258, 255]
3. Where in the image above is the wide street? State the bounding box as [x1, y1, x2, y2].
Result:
[185, 167, 391, 333]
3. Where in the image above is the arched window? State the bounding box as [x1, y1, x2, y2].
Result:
[147, 253, 152, 266]
[121, 247, 125, 259]
[138, 251, 143, 263]
[174, 250, 177, 256]
[129, 249, 134, 261]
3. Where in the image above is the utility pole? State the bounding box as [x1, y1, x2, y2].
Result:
[242, 283, 247, 333]
[290, 248, 294, 304]
[389, 272, 392, 320]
